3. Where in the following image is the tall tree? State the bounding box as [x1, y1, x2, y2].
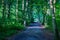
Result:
[16, 0, 18, 21]
[50, 0, 59, 40]
[22, 0, 26, 26]
[37, 6, 40, 23]
[2, 0, 5, 20]
[8, 0, 11, 19]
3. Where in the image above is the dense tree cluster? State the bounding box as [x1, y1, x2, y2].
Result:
[0, 0, 60, 40]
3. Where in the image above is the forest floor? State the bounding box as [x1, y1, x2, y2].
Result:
[8, 22, 54, 40]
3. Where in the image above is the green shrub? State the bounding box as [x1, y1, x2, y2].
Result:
[0, 21, 25, 40]
[56, 16, 60, 31]
[46, 16, 53, 32]
[46, 15, 60, 32]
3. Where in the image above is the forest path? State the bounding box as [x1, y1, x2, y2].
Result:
[8, 22, 54, 40]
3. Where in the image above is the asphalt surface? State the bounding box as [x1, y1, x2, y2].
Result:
[8, 22, 53, 40]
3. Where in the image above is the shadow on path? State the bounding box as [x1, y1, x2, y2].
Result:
[8, 22, 54, 40]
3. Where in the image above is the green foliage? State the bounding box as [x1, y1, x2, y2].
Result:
[0, 0, 60, 39]
[46, 15, 60, 32]
[46, 16, 53, 32]
[56, 15, 60, 31]
[0, 20, 25, 40]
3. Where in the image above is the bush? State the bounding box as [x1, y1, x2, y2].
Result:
[46, 15, 60, 32]
[56, 16, 60, 31]
[0, 21, 25, 40]
[46, 16, 53, 32]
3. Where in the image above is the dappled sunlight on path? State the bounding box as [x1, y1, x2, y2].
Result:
[8, 23, 54, 40]
[27, 26, 45, 29]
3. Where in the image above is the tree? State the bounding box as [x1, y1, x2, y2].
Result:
[2, 0, 5, 21]
[50, 0, 59, 40]
[16, 0, 18, 21]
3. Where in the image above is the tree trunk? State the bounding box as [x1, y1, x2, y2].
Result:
[2, 0, 5, 20]
[8, 1, 11, 19]
[16, 0, 18, 22]
[37, 6, 40, 23]
[44, 6, 48, 27]
[22, 0, 26, 26]
[50, 0, 59, 40]
[42, 12, 45, 25]
[26, 0, 30, 19]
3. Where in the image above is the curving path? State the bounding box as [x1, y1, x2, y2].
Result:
[8, 22, 54, 40]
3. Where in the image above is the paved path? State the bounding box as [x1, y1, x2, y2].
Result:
[8, 22, 54, 40]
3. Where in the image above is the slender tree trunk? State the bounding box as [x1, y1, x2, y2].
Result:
[8, 2, 11, 19]
[2, 0, 5, 20]
[42, 6, 47, 26]
[37, 6, 40, 23]
[30, 1, 34, 23]
[27, 0, 32, 21]
[4, 0, 8, 18]
[26, 0, 29, 19]
[30, 6, 34, 23]
[50, 0, 59, 40]
[16, 0, 18, 22]
[41, 5, 45, 25]
[42, 11, 45, 25]
[22, 0, 26, 26]
[26, 0, 30, 25]
[44, 6, 48, 27]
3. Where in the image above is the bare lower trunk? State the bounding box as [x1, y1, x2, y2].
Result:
[22, 0, 26, 26]
[37, 6, 40, 23]
[8, 3, 10, 19]
[50, 0, 59, 40]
